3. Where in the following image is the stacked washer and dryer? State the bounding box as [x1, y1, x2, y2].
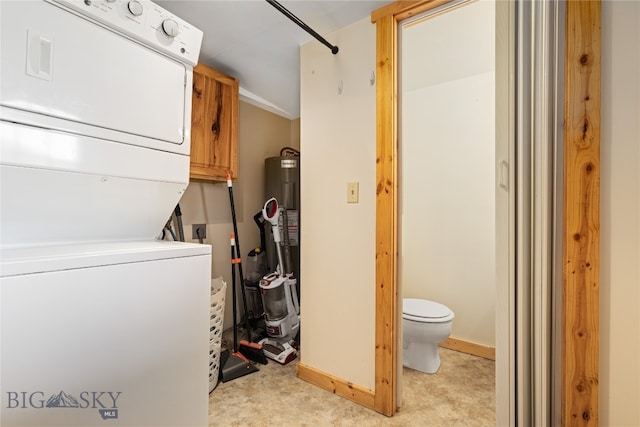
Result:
[0, 1, 210, 425]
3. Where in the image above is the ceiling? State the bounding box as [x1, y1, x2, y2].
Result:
[156, 1, 392, 119]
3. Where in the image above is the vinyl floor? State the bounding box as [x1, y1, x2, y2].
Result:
[208, 343, 495, 427]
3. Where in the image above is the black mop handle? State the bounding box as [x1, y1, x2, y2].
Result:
[230, 235, 238, 353]
[226, 174, 252, 343]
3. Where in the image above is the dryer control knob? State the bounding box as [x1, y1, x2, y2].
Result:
[161, 19, 179, 38]
[127, 0, 143, 16]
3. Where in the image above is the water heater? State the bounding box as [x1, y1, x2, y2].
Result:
[264, 155, 300, 293]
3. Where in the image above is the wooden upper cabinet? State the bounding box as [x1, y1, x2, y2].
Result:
[189, 63, 239, 181]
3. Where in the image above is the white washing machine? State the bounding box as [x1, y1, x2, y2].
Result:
[0, 1, 211, 425]
[1, 241, 211, 426]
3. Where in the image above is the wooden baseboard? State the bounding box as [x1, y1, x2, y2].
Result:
[296, 362, 376, 411]
[439, 337, 496, 361]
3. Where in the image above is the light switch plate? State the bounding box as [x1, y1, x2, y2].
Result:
[347, 182, 359, 203]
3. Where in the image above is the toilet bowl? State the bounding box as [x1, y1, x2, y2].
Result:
[402, 298, 455, 374]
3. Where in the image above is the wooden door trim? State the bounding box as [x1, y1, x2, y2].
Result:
[372, 12, 398, 416]
[371, 0, 456, 416]
[562, 2, 600, 425]
[371, 0, 601, 422]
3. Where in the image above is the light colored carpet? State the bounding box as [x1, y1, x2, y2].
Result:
[208, 347, 495, 426]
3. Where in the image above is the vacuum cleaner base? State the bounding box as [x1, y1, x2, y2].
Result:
[259, 338, 297, 365]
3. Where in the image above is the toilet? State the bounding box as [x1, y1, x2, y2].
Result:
[402, 298, 455, 374]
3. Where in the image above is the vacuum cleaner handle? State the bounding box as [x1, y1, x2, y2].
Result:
[263, 197, 286, 274]
[262, 198, 281, 243]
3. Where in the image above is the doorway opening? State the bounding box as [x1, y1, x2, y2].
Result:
[397, 0, 496, 423]
[373, 1, 600, 424]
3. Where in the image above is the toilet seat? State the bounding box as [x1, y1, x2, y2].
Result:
[403, 298, 454, 323]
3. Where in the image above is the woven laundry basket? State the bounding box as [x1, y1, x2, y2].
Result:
[209, 277, 226, 392]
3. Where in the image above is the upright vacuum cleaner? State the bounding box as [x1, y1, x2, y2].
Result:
[258, 197, 300, 364]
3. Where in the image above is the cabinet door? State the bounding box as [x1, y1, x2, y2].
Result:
[190, 63, 239, 181]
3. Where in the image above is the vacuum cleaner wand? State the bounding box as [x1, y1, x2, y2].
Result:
[262, 197, 285, 275]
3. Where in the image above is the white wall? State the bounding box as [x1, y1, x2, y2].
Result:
[600, 1, 640, 425]
[400, 0, 496, 347]
[300, 18, 377, 390]
[179, 101, 297, 328]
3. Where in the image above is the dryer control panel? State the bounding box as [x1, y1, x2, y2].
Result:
[49, 0, 203, 66]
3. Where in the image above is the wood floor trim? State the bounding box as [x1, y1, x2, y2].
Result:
[296, 363, 376, 411]
[439, 337, 496, 361]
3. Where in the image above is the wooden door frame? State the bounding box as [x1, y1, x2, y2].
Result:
[370, 1, 601, 424]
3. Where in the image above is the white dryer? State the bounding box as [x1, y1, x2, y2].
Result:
[0, 0, 203, 246]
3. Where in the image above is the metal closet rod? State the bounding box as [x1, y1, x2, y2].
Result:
[265, 0, 339, 55]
